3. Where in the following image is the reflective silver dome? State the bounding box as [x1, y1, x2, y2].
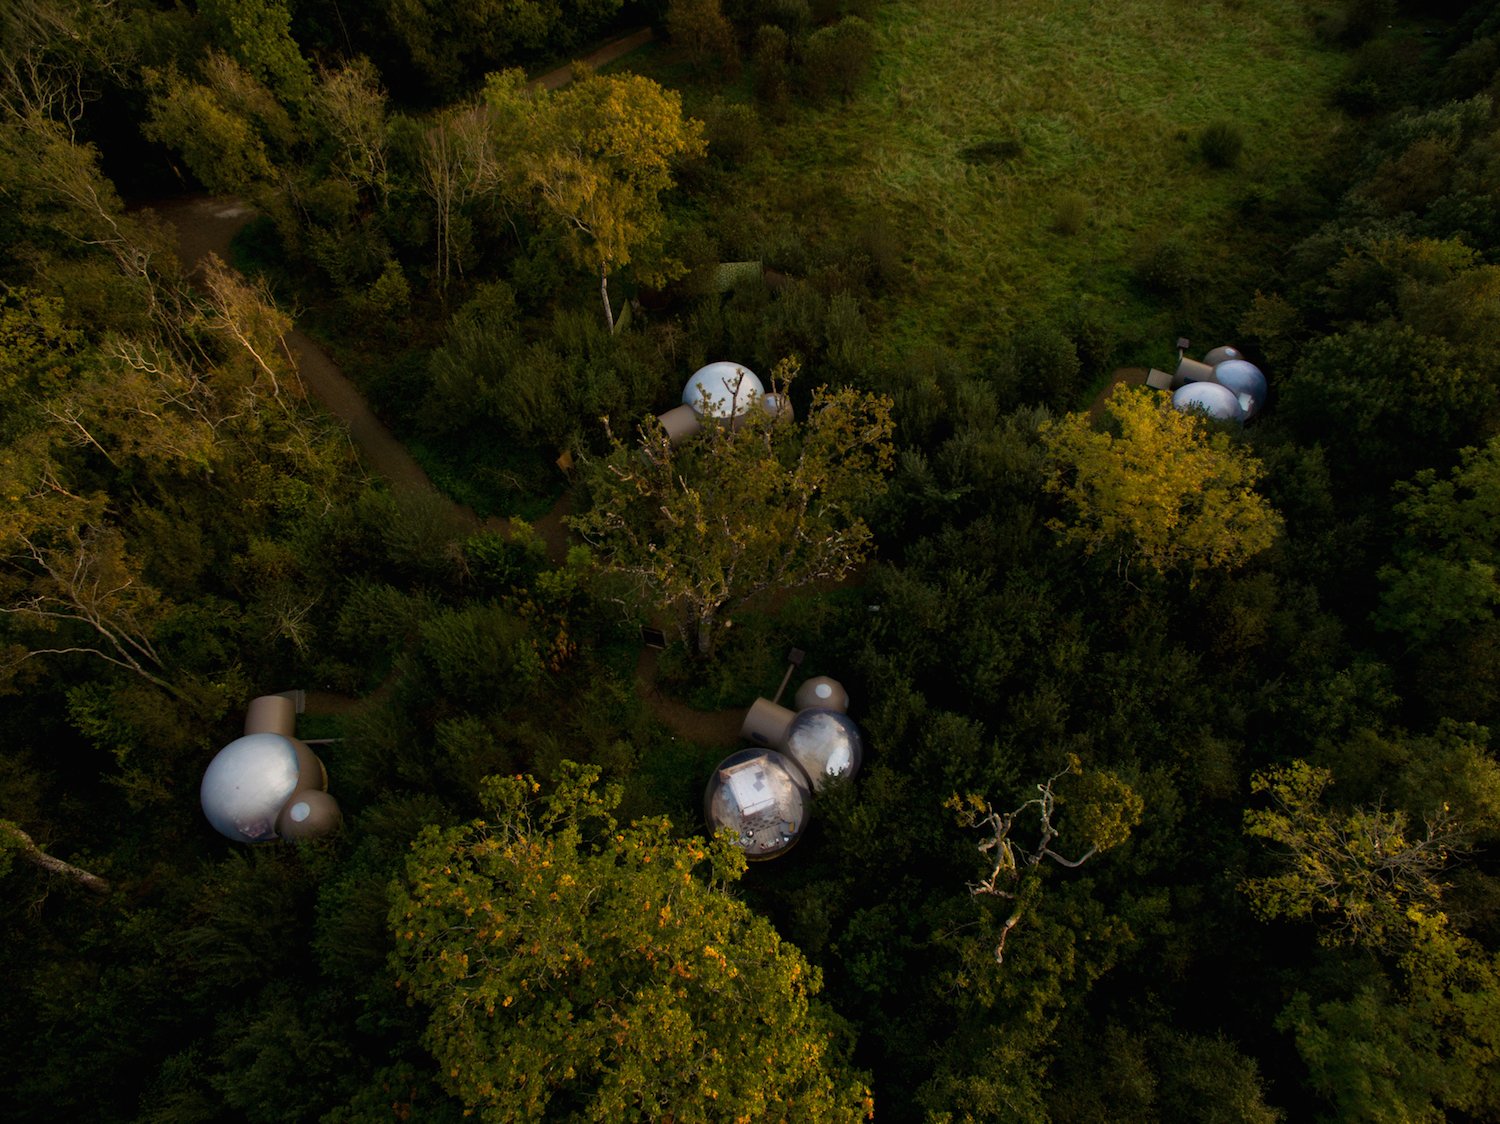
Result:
[682, 362, 763, 418]
[1172, 381, 1244, 423]
[1203, 345, 1242, 367]
[704, 749, 811, 860]
[201, 733, 306, 843]
[1212, 358, 1267, 418]
[783, 708, 863, 790]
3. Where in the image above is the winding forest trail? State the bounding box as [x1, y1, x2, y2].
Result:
[151, 199, 467, 499]
[143, 28, 759, 743]
[147, 196, 571, 560]
[146, 26, 665, 560]
[528, 28, 655, 91]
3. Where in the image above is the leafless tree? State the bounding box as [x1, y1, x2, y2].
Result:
[0, 520, 175, 694]
[420, 105, 488, 293]
[949, 766, 1108, 964]
[0, 0, 127, 139]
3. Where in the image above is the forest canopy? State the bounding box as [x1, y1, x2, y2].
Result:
[5, 1, 1500, 1122]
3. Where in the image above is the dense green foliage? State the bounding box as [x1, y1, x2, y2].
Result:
[572, 358, 895, 655]
[6, 1, 1500, 1121]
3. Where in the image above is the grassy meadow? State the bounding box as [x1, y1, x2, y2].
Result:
[628, 0, 1350, 386]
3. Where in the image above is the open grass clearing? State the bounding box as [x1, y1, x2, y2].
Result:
[625, 0, 1349, 377]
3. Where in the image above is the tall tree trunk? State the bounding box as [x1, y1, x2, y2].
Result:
[601, 264, 615, 334]
[695, 612, 714, 659]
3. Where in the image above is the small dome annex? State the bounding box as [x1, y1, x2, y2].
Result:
[793, 675, 848, 713]
[276, 789, 342, 840]
[201, 732, 308, 843]
[1203, 345, 1243, 367]
[704, 748, 812, 860]
[1172, 380, 1244, 423]
[783, 708, 863, 791]
[683, 362, 764, 418]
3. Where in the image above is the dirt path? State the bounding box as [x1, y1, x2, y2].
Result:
[528, 28, 655, 91]
[634, 648, 743, 748]
[285, 327, 450, 499]
[145, 27, 758, 741]
[1087, 367, 1149, 420]
[145, 20, 663, 556]
[149, 197, 454, 503]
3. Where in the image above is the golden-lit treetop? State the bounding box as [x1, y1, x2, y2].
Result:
[390, 764, 873, 1122]
[1040, 385, 1282, 582]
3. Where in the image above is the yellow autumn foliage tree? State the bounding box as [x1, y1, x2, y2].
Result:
[390, 764, 873, 1122]
[491, 69, 705, 332]
[1040, 385, 1282, 581]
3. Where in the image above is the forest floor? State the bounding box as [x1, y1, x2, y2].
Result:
[1088, 366, 1149, 419]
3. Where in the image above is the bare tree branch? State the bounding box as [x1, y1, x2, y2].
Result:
[1, 821, 110, 895]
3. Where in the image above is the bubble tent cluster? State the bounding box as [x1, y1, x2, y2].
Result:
[1168, 345, 1268, 423]
[200, 695, 341, 843]
[657, 361, 792, 447]
[704, 670, 864, 860]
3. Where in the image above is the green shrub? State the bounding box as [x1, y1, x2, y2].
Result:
[800, 16, 877, 103]
[333, 581, 429, 672]
[1068, 298, 1123, 382]
[460, 528, 547, 596]
[1338, 35, 1448, 115]
[433, 714, 516, 792]
[760, 0, 811, 35]
[825, 291, 871, 376]
[666, 0, 741, 76]
[1441, 35, 1500, 99]
[1051, 191, 1089, 235]
[1199, 120, 1244, 169]
[495, 341, 573, 446]
[417, 603, 542, 709]
[702, 99, 764, 166]
[351, 258, 411, 335]
[990, 320, 1082, 410]
[417, 281, 520, 439]
[758, 277, 825, 360]
[353, 488, 464, 584]
[1134, 232, 1198, 296]
[753, 24, 792, 113]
